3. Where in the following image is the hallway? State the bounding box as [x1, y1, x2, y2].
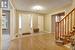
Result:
[2, 34, 10, 50]
[9, 33, 70, 50]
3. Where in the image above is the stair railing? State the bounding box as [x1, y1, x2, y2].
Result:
[55, 8, 75, 41]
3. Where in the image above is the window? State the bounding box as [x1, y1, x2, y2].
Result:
[53, 12, 65, 22]
[1, 0, 8, 8]
[2, 15, 7, 29]
[19, 15, 22, 28]
[55, 16, 59, 22]
[30, 16, 32, 28]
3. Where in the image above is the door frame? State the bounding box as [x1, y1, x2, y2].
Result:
[0, 8, 2, 50]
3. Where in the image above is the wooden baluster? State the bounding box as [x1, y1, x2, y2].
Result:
[59, 23, 61, 39]
[58, 23, 60, 37]
[68, 15, 69, 35]
[71, 13, 72, 31]
[60, 22, 62, 38]
[61, 21, 64, 37]
[58, 22, 59, 39]
[69, 14, 71, 33]
[66, 17, 68, 35]
[58, 22, 60, 38]
[72, 12, 74, 31]
[72, 11, 74, 31]
[66, 17, 67, 35]
[74, 10, 75, 26]
[55, 22, 59, 40]
[61, 21, 62, 37]
[55, 22, 60, 40]
[59, 22, 60, 39]
[65, 18, 66, 35]
[68, 15, 70, 34]
[63, 19, 65, 35]
[62, 21, 63, 36]
[63, 20, 64, 35]
[60, 22, 62, 37]
[55, 22, 56, 39]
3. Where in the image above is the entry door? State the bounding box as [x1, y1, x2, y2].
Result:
[21, 14, 31, 33]
[38, 16, 44, 32]
[0, 8, 2, 50]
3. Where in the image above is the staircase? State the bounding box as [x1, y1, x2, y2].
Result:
[55, 8, 75, 45]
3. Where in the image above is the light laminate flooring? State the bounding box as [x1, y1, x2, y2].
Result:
[9, 33, 70, 50]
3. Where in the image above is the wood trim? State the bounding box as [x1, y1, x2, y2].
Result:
[0, 8, 2, 50]
[74, 10, 75, 25]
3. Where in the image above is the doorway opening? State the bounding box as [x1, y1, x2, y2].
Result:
[2, 10, 10, 50]
[1, 0, 11, 50]
[51, 12, 65, 33]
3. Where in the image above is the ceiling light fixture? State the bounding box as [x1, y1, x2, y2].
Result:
[32, 5, 44, 10]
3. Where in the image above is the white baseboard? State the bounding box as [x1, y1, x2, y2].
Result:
[44, 31, 55, 34]
[44, 31, 51, 33]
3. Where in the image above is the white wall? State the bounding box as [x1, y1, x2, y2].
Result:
[32, 14, 38, 29]
[38, 15, 44, 32]
[10, 9, 16, 39]
[32, 14, 44, 32]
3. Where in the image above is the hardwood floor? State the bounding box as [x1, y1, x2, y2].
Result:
[9, 33, 70, 50]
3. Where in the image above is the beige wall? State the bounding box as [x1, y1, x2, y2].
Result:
[38, 15, 44, 32]
[32, 14, 38, 29]
[64, 0, 75, 15]
[32, 14, 44, 32]
[44, 10, 66, 33]
[72, 0, 75, 8]
[44, 14, 52, 33]
[44, 3, 74, 33]
[16, 11, 44, 34]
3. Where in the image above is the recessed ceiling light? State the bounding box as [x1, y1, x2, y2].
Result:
[32, 5, 44, 10]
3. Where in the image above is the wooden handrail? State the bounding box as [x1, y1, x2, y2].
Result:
[59, 8, 75, 22]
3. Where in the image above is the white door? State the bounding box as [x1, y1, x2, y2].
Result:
[21, 14, 31, 33]
[38, 16, 44, 32]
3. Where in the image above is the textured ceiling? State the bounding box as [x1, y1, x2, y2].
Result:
[13, 0, 72, 14]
